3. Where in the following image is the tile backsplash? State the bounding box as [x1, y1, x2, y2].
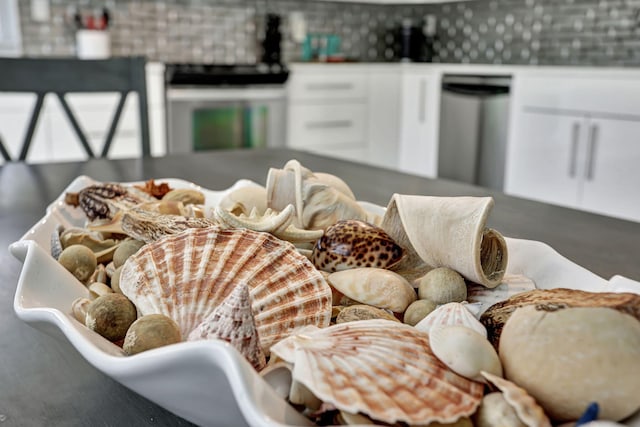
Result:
[17, 0, 640, 66]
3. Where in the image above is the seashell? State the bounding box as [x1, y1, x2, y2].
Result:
[311, 220, 404, 272]
[188, 283, 266, 371]
[429, 325, 502, 382]
[335, 304, 400, 324]
[480, 371, 551, 427]
[270, 319, 484, 425]
[480, 288, 640, 350]
[327, 267, 416, 313]
[66, 183, 158, 221]
[466, 273, 536, 317]
[499, 305, 640, 422]
[266, 159, 379, 231]
[51, 224, 65, 260]
[214, 204, 324, 244]
[119, 227, 332, 353]
[161, 188, 205, 205]
[415, 302, 487, 337]
[380, 194, 508, 287]
[218, 185, 268, 216]
[120, 208, 218, 243]
[474, 392, 527, 427]
[59, 227, 120, 253]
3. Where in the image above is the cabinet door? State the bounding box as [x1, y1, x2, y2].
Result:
[580, 117, 640, 221]
[397, 72, 439, 178]
[505, 110, 586, 208]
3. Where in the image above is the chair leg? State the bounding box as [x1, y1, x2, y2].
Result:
[18, 93, 45, 161]
[0, 134, 11, 161]
[56, 93, 95, 158]
[100, 91, 127, 158]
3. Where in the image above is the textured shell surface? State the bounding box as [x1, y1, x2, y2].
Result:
[327, 267, 416, 313]
[311, 219, 404, 273]
[415, 302, 487, 337]
[480, 287, 640, 350]
[269, 319, 484, 425]
[466, 274, 536, 317]
[188, 282, 266, 371]
[119, 227, 332, 352]
[480, 371, 552, 427]
[429, 325, 502, 382]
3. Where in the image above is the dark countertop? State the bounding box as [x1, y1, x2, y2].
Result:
[2, 148, 640, 426]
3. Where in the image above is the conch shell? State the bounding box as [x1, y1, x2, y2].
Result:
[266, 159, 379, 231]
[380, 194, 508, 287]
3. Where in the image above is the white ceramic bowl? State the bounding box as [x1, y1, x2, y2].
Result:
[10, 176, 640, 427]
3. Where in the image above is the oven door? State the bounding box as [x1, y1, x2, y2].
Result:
[166, 87, 286, 153]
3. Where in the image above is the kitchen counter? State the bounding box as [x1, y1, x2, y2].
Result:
[2, 148, 640, 426]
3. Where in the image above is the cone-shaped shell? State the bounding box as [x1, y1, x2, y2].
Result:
[270, 319, 484, 425]
[119, 227, 332, 352]
[188, 283, 266, 371]
[380, 194, 508, 288]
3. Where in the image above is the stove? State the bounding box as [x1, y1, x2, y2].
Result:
[165, 63, 289, 87]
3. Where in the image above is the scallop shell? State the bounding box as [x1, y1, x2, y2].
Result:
[188, 282, 266, 371]
[270, 319, 484, 425]
[119, 227, 332, 352]
[311, 220, 404, 272]
[415, 302, 487, 337]
[480, 371, 552, 427]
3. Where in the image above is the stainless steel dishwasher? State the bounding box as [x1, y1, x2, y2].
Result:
[438, 74, 512, 190]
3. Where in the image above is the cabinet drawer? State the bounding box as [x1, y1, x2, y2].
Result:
[514, 74, 640, 117]
[288, 104, 367, 148]
[288, 73, 367, 102]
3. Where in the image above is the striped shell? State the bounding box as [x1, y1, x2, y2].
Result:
[119, 227, 332, 352]
[270, 319, 484, 425]
[480, 371, 552, 427]
[415, 302, 487, 337]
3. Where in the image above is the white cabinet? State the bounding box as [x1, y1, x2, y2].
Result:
[505, 73, 640, 222]
[286, 65, 402, 169]
[287, 69, 369, 164]
[397, 69, 441, 178]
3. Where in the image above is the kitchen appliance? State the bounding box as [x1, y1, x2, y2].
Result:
[395, 16, 434, 62]
[438, 74, 512, 190]
[165, 63, 289, 153]
[261, 14, 282, 65]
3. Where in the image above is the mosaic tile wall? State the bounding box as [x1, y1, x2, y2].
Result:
[16, 0, 640, 66]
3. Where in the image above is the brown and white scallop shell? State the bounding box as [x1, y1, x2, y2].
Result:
[270, 319, 484, 425]
[119, 227, 332, 352]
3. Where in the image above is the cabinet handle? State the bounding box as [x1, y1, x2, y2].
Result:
[585, 124, 599, 181]
[305, 120, 353, 129]
[418, 79, 426, 124]
[568, 122, 580, 178]
[305, 83, 354, 91]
